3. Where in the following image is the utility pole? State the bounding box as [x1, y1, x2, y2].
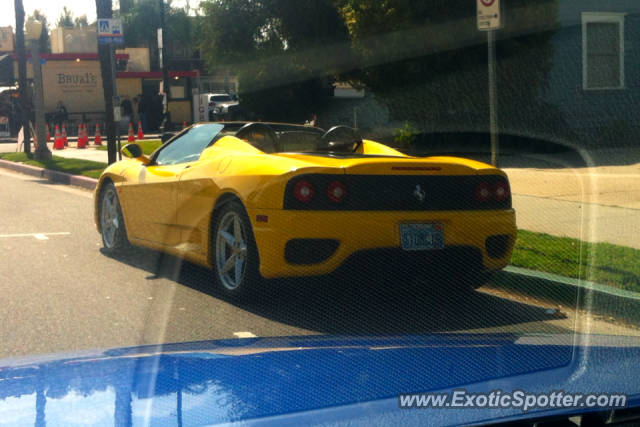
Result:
[488, 29, 498, 168]
[158, 0, 174, 131]
[14, 0, 31, 153]
[95, 0, 117, 164]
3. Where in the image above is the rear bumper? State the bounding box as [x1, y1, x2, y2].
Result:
[248, 209, 516, 279]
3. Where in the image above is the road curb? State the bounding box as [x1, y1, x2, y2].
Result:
[0, 159, 98, 190]
[488, 266, 640, 325]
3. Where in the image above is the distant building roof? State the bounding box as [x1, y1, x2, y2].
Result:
[10, 53, 130, 61]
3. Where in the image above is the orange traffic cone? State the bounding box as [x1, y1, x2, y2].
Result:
[46, 124, 51, 142]
[137, 122, 144, 140]
[77, 124, 86, 148]
[62, 125, 68, 146]
[53, 126, 64, 150]
[127, 123, 135, 142]
[94, 124, 102, 146]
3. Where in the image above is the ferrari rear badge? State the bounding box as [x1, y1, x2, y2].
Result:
[414, 185, 425, 203]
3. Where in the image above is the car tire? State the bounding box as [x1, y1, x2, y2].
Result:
[211, 200, 263, 299]
[99, 182, 130, 254]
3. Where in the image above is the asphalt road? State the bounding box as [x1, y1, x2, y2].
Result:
[1, 168, 639, 360]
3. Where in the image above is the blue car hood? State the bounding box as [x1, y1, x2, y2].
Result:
[0, 333, 639, 426]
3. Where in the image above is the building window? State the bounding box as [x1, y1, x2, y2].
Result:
[582, 12, 626, 90]
[173, 42, 186, 58]
[170, 77, 187, 99]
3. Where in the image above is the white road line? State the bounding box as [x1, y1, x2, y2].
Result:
[0, 232, 70, 239]
[233, 332, 257, 338]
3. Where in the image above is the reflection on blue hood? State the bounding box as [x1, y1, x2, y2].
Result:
[0, 333, 638, 426]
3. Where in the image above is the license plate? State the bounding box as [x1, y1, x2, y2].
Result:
[400, 223, 445, 250]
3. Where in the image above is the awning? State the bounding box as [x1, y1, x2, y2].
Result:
[116, 71, 200, 79]
[10, 52, 130, 61]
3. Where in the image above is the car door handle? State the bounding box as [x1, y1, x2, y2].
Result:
[184, 165, 191, 169]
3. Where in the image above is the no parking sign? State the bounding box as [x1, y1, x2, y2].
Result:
[477, 0, 502, 30]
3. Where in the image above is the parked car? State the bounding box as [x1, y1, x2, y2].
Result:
[211, 101, 251, 121]
[203, 93, 234, 120]
[94, 122, 516, 299]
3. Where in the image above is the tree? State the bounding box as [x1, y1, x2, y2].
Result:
[121, 0, 160, 50]
[27, 9, 51, 52]
[74, 14, 89, 28]
[14, 0, 31, 153]
[56, 6, 75, 28]
[199, 0, 355, 122]
[120, 0, 196, 70]
[335, 0, 561, 137]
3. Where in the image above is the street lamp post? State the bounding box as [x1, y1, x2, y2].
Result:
[25, 19, 51, 160]
[158, 0, 174, 131]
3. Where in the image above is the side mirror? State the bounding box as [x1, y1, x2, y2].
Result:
[160, 132, 176, 143]
[121, 143, 149, 164]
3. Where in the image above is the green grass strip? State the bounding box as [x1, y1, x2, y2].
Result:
[0, 152, 107, 180]
[96, 139, 163, 156]
[512, 230, 640, 293]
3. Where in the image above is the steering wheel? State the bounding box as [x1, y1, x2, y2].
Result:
[321, 126, 363, 153]
[234, 123, 281, 153]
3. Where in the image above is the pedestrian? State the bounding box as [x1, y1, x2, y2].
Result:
[53, 101, 68, 128]
[137, 94, 148, 133]
[120, 95, 134, 124]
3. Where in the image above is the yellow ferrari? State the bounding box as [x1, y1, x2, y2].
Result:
[94, 122, 516, 298]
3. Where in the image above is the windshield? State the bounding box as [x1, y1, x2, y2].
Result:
[1, 0, 640, 424]
[210, 95, 231, 102]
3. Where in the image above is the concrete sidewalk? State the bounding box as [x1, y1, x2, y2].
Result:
[504, 154, 640, 248]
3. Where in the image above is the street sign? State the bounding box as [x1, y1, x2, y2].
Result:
[98, 19, 124, 44]
[477, 0, 501, 30]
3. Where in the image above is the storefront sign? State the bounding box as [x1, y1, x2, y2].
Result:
[43, 62, 105, 112]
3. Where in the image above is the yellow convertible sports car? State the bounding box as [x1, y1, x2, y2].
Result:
[94, 122, 516, 298]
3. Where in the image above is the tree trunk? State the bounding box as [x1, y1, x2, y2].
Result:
[95, 0, 118, 164]
[14, 0, 31, 153]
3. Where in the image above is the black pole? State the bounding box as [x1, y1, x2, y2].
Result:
[159, 0, 174, 131]
[14, 0, 31, 153]
[95, 0, 118, 164]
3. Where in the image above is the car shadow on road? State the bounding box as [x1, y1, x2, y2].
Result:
[103, 246, 572, 336]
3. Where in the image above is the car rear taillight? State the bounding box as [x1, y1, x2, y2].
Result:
[294, 181, 314, 202]
[476, 181, 492, 202]
[209, 102, 216, 107]
[327, 181, 347, 203]
[494, 181, 510, 201]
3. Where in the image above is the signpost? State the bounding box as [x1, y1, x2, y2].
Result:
[98, 19, 124, 162]
[477, 0, 501, 167]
